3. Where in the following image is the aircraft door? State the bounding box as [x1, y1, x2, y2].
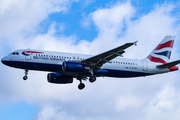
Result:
[142, 60, 148, 71]
[25, 50, 31, 60]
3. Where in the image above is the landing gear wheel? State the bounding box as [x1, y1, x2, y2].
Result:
[78, 83, 85, 90]
[89, 76, 96, 83]
[23, 69, 29, 80]
[23, 76, 28, 80]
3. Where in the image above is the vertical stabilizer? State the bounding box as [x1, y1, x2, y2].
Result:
[147, 36, 175, 64]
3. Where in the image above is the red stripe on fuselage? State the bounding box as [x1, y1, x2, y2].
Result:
[23, 51, 43, 53]
[155, 40, 174, 50]
[147, 55, 166, 64]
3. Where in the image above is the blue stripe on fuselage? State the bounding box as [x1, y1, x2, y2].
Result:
[2, 61, 152, 78]
[104, 69, 151, 78]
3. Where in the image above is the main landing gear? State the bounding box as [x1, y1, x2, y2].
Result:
[77, 68, 97, 90]
[89, 76, 96, 83]
[78, 82, 85, 90]
[89, 68, 96, 83]
[77, 75, 96, 90]
[77, 77, 85, 90]
[23, 69, 29, 80]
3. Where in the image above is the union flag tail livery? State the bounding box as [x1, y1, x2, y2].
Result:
[1, 35, 180, 90]
[147, 36, 175, 64]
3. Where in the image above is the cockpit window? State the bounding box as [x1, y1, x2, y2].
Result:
[11, 52, 19, 55]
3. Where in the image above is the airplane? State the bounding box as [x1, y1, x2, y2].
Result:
[1, 36, 180, 90]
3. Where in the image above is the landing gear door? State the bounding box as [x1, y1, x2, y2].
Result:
[25, 50, 31, 60]
[142, 60, 148, 71]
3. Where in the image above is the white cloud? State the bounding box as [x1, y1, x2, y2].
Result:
[84, 0, 94, 7]
[144, 85, 180, 120]
[124, 3, 178, 59]
[81, 13, 93, 28]
[36, 106, 77, 120]
[0, 0, 77, 50]
[80, 2, 136, 55]
[115, 95, 143, 112]
[1, 1, 180, 120]
[92, 1, 134, 34]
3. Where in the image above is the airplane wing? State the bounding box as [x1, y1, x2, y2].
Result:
[82, 41, 138, 72]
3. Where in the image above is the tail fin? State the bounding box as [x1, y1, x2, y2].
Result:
[147, 36, 175, 64]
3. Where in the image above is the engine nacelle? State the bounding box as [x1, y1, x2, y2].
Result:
[47, 73, 73, 84]
[62, 61, 90, 72]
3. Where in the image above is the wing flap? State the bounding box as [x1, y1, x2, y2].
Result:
[82, 41, 137, 72]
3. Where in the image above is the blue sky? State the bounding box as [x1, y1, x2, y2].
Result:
[1, 0, 180, 120]
[0, 102, 38, 120]
[41, 0, 180, 41]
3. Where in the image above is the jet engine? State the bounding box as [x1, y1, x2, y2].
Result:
[62, 61, 90, 72]
[47, 73, 73, 84]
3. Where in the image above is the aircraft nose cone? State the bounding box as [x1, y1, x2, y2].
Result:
[1, 57, 7, 65]
[1, 57, 5, 64]
[1, 56, 13, 67]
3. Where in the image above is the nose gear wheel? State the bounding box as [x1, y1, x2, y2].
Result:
[23, 69, 29, 80]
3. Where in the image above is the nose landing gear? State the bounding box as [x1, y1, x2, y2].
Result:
[23, 69, 29, 80]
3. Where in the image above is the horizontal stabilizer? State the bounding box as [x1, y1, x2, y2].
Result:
[157, 59, 180, 69]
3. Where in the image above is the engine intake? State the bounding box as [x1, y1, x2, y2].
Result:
[47, 73, 73, 84]
[62, 61, 90, 72]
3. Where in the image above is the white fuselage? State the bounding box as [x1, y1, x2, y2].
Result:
[1, 49, 172, 78]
